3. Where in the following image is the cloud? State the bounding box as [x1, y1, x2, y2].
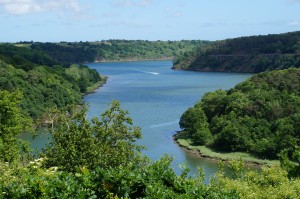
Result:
[113, 0, 154, 7]
[0, 0, 85, 16]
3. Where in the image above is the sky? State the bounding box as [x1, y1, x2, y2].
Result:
[0, 0, 300, 42]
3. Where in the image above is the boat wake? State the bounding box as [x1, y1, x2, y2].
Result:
[150, 120, 179, 128]
[138, 70, 159, 75]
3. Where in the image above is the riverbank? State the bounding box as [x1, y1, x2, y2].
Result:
[85, 75, 108, 95]
[94, 57, 173, 63]
[173, 134, 280, 166]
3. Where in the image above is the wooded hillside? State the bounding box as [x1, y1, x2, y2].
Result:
[173, 31, 300, 73]
[0, 44, 102, 120]
[25, 40, 211, 64]
[178, 68, 300, 159]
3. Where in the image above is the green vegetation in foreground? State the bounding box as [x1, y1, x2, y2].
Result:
[1, 91, 300, 198]
[173, 31, 300, 73]
[175, 138, 280, 166]
[179, 68, 300, 165]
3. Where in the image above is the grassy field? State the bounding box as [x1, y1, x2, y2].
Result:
[176, 138, 280, 166]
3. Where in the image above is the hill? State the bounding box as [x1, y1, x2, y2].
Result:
[172, 31, 300, 73]
[0, 44, 102, 120]
[0, 43, 59, 71]
[26, 40, 211, 65]
[178, 68, 300, 160]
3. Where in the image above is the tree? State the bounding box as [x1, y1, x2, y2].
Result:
[279, 145, 300, 178]
[43, 101, 142, 172]
[0, 90, 32, 163]
[179, 68, 300, 159]
[201, 89, 227, 122]
[179, 105, 211, 145]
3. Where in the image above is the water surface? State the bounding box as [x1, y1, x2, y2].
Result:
[84, 60, 251, 182]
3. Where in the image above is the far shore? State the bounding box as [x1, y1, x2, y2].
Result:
[94, 57, 173, 63]
[173, 133, 280, 167]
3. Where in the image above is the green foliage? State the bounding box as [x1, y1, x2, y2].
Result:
[1, 40, 211, 68]
[0, 43, 59, 70]
[0, 90, 32, 163]
[0, 155, 207, 198]
[2, 157, 300, 198]
[0, 59, 101, 119]
[0, 60, 79, 119]
[210, 161, 300, 199]
[0, 103, 212, 198]
[179, 105, 211, 145]
[179, 68, 300, 159]
[173, 31, 300, 73]
[31, 42, 96, 65]
[65, 64, 101, 93]
[279, 145, 300, 178]
[30, 40, 211, 64]
[1, 99, 300, 198]
[43, 101, 142, 172]
[3, 38, 300, 198]
[201, 89, 227, 122]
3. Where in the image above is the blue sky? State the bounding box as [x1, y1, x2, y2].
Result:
[1, 0, 300, 42]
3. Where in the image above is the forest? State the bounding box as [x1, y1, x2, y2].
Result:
[173, 31, 300, 73]
[0, 44, 102, 120]
[25, 40, 210, 65]
[178, 68, 300, 160]
[1, 38, 300, 198]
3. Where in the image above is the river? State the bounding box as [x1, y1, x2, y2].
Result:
[83, 60, 251, 182]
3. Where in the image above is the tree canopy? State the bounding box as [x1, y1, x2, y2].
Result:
[0, 60, 101, 120]
[1, 97, 300, 198]
[0, 90, 32, 163]
[179, 68, 300, 159]
[43, 101, 142, 172]
[30, 40, 211, 64]
[173, 31, 300, 73]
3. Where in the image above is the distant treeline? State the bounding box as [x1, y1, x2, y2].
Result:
[173, 31, 300, 73]
[24, 40, 211, 64]
[0, 44, 59, 71]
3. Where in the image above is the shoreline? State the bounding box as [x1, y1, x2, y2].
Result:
[173, 134, 280, 167]
[94, 57, 173, 63]
[84, 75, 108, 95]
[171, 66, 255, 74]
[86, 61, 271, 167]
